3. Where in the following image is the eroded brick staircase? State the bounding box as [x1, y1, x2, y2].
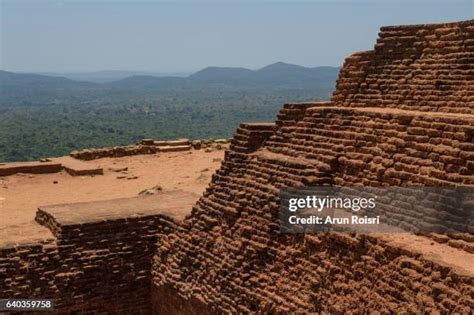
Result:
[152, 20, 474, 314]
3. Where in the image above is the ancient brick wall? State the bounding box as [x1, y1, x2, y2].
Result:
[0, 218, 169, 314]
[0, 239, 59, 302]
[0, 161, 62, 176]
[152, 108, 474, 312]
[275, 102, 324, 127]
[70, 138, 229, 160]
[230, 122, 276, 153]
[332, 20, 474, 114]
[266, 106, 473, 186]
[152, 19, 474, 314]
[1, 19, 473, 314]
[1, 193, 194, 314]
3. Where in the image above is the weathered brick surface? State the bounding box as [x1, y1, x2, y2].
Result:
[0, 161, 62, 176]
[266, 106, 473, 186]
[230, 122, 276, 154]
[1, 19, 473, 314]
[70, 138, 230, 160]
[0, 192, 196, 314]
[152, 20, 474, 314]
[152, 109, 474, 312]
[0, 240, 59, 301]
[332, 20, 474, 114]
[70, 144, 159, 160]
[0, 218, 170, 314]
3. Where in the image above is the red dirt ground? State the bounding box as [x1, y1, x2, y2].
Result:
[0, 150, 224, 246]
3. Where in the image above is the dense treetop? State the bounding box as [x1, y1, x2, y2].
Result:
[0, 63, 339, 162]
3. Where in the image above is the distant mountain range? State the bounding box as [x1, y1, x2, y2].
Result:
[35, 70, 191, 83]
[0, 62, 340, 105]
[114, 62, 339, 88]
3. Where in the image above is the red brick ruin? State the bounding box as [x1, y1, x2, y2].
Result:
[1, 19, 473, 314]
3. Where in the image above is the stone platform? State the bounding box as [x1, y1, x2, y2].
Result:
[36, 190, 198, 235]
[0, 157, 104, 177]
[52, 156, 104, 176]
[0, 160, 62, 176]
[1, 190, 199, 314]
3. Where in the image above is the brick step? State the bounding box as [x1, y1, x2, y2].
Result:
[52, 157, 103, 176]
[0, 160, 62, 176]
[154, 139, 190, 147]
[157, 145, 192, 152]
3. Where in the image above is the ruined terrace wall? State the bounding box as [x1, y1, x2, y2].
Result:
[152, 19, 474, 314]
[0, 196, 182, 314]
[152, 107, 474, 314]
[265, 107, 473, 186]
[332, 20, 474, 113]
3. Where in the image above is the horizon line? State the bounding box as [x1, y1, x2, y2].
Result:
[1, 62, 342, 75]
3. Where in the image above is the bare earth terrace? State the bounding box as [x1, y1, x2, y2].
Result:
[0, 149, 224, 247]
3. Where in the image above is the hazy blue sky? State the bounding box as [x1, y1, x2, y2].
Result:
[1, 0, 472, 73]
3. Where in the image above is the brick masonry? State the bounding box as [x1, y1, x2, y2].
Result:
[0, 19, 473, 314]
[332, 20, 474, 114]
[0, 161, 62, 177]
[70, 138, 230, 160]
[152, 20, 474, 314]
[0, 192, 197, 314]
